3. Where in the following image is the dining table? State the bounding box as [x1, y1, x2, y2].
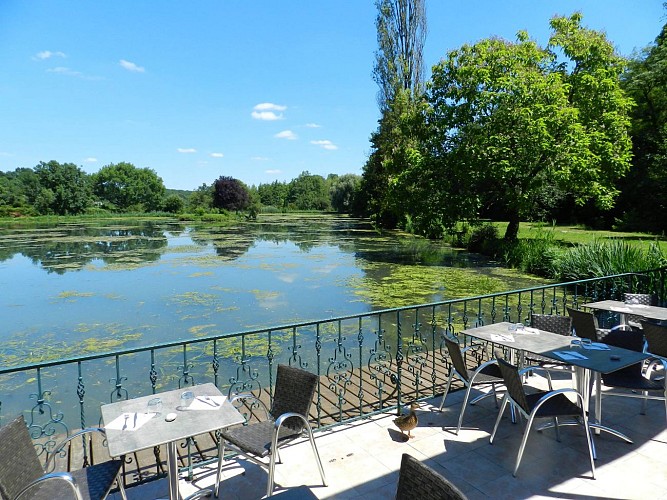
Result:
[460, 321, 651, 458]
[101, 382, 245, 500]
[582, 299, 667, 325]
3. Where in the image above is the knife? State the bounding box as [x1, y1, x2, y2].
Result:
[133, 412, 137, 429]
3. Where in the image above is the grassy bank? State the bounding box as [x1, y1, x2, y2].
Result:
[450, 222, 667, 281]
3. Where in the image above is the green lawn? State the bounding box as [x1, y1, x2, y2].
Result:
[493, 222, 667, 251]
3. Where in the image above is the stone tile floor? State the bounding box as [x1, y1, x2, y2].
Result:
[110, 373, 667, 499]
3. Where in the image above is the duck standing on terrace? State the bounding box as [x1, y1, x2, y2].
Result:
[394, 402, 419, 439]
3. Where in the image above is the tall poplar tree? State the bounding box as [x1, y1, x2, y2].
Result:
[361, 0, 427, 227]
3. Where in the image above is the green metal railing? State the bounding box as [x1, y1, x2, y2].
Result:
[1, 268, 664, 485]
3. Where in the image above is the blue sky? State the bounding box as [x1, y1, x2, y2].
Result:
[0, 1, 663, 191]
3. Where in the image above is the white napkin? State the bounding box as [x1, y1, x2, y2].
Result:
[491, 333, 515, 343]
[185, 395, 226, 411]
[610, 306, 633, 313]
[106, 412, 155, 431]
[553, 351, 588, 361]
[521, 327, 540, 335]
[630, 304, 649, 309]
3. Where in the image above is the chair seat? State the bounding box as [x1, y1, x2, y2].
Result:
[467, 363, 503, 384]
[222, 419, 302, 458]
[526, 392, 582, 418]
[26, 460, 124, 500]
[602, 373, 664, 392]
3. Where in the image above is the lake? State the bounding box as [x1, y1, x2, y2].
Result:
[0, 214, 541, 365]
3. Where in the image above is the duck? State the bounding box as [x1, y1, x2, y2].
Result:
[393, 402, 419, 439]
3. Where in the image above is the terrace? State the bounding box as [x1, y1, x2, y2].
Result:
[1, 268, 665, 498]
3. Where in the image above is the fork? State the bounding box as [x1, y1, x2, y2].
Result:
[122, 413, 129, 430]
[204, 396, 219, 407]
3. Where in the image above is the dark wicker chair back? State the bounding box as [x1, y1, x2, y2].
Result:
[444, 337, 470, 383]
[531, 314, 572, 336]
[271, 364, 318, 432]
[624, 293, 656, 306]
[624, 293, 658, 325]
[395, 453, 467, 500]
[642, 321, 667, 358]
[567, 308, 599, 341]
[497, 358, 530, 415]
[0, 415, 45, 499]
[601, 328, 645, 382]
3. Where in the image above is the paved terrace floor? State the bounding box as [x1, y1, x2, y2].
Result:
[109, 372, 667, 499]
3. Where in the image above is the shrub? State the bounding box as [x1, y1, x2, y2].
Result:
[555, 240, 666, 281]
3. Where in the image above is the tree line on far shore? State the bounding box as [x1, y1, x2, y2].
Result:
[0, 160, 362, 218]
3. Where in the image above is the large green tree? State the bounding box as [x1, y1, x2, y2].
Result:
[34, 160, 91, 215]
[92, 162, 165, 212]
[412, 14, 632, 240]
[286, 171, 330, 211]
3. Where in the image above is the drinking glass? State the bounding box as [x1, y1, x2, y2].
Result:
[147, 397, 162, 416]
[180, 390, 194, 409]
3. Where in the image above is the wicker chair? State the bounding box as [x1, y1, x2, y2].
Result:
[0, 414, 126, 500]
[602, 327, 666, 423]
[438, 336, 503, 435]
[395, 453, 467, 500]
[525, 314, 573, 368]
[216, 364, 327, 498]
[489, 358, 595, 479]
[567, 307, 607, 341]
[624, 293, 658, 328]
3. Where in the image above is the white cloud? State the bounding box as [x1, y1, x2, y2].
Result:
[265, 169, 282, 174]
[311, 139, 338, 150]
[252, 156, 270, 161]
[83, 157, 98, 163]
[209, 152, 224, 158]
[251, 111, 283, 121]
[254, 103, 287, 112]
[275, 130, 297, 140]
[34, 50, 66, 60]
[119, 59, 145, 73]
[305, 123, 321, 128]
[177, 148, 197, 153]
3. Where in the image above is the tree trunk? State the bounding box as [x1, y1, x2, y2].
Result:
[504, 213, 520, 240]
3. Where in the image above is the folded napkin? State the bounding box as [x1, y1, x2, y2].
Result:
[106, 412, 155, 431]
[629, 304, 649, 309]
[491, 333, 515, 343]
[610, 306, 633, 313]
[553, 351, 588, 361]
[520, 327, 540, 335]
[185, 395, 226, 411]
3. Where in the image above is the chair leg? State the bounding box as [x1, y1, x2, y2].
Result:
[490, 395, 509, 444]
[305, 424, 328, 487]
[214, 437, 226, 498]
[456, 383, 474, 435]
[641, 390, 648, 415]
[514, 413, 536, 477]
[439, 371, 455, 411]
[553, 417, 561, 442]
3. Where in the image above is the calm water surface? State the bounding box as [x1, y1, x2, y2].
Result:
[0, 215, 540, 363]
